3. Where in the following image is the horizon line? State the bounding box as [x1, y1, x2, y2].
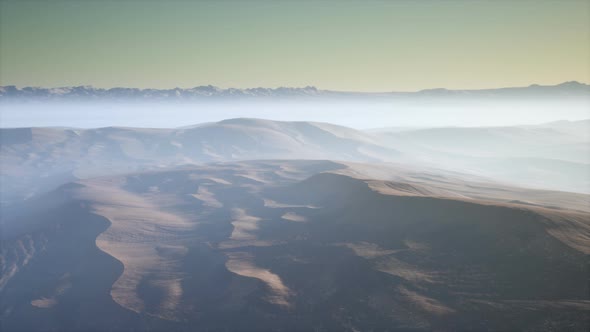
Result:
[1, 80, 588, 95]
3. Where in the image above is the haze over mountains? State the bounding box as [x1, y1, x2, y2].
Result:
[1, 81, 588, 100]
[2, 82, 588, 130]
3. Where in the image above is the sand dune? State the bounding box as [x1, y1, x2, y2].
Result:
[281, 212, 307, 222]
[225, 252, 292, 307]
[191, 185, 223, 208]
[228, 208, 263, 241]
[1, 119, 396, 207]
[1, 159, 589, 331]
[3, 119, 587, 213]
[71, 177, 194, 319]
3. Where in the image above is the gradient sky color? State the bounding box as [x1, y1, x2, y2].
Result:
[1, 0, 588, 92]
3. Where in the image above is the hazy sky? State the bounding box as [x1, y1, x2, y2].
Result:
[1, 0, 588, 92]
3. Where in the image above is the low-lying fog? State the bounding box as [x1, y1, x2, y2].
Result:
[2, 98, 589, 129]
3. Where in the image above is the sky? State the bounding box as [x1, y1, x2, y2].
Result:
[0, 0, 589, 92]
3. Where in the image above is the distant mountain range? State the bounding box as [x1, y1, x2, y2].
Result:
[1, 81, 588, 100]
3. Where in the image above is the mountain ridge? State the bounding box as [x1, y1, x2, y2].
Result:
[1, 81, 588, 100]
[1, 118, 588, 209]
